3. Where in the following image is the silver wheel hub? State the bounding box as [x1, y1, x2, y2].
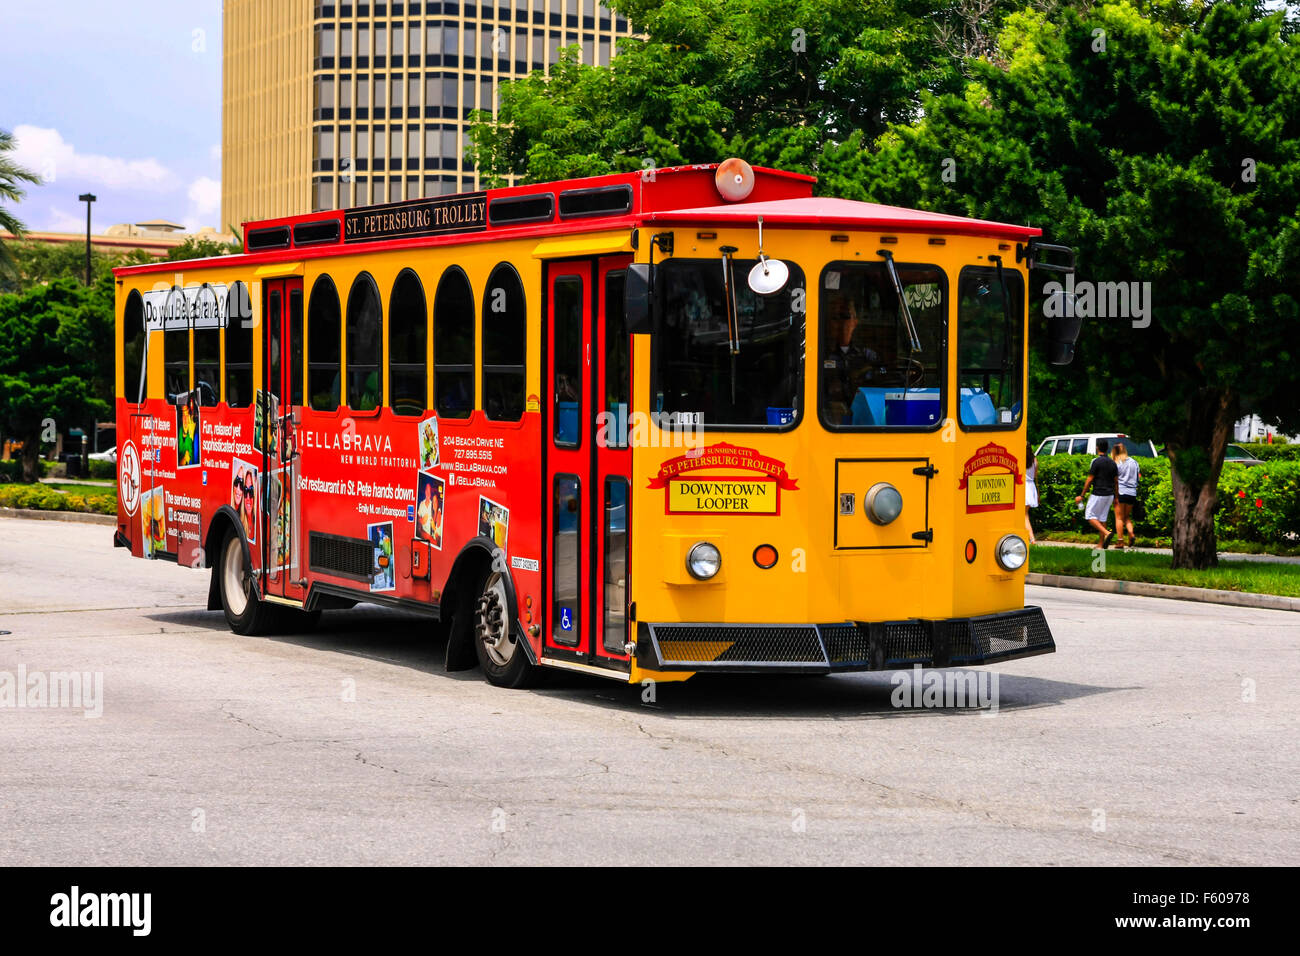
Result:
[475, 574, 515, 667]
[223, 537, 252, 616]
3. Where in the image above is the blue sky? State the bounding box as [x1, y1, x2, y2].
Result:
[1, 1, 223, 234]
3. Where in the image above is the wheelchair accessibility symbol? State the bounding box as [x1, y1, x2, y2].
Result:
[560, 607, 573, 631]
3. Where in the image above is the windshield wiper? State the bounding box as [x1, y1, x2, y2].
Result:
[720, 245, 740, 404]
[988, 254, 1014, 378]
[877, 249, 923, 354]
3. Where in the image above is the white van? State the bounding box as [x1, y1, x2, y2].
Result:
[1035, 433, 1160, 458]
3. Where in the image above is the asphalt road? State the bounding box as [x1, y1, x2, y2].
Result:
[1, 514, 1297, 866]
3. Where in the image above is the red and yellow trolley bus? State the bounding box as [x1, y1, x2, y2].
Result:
[112, 160, 1077, 688]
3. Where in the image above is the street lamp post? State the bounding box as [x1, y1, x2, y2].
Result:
[78, 193, 96, 285]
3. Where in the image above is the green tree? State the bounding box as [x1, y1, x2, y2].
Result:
[0, 279, 110, 481]
[469, 0, 961, 185]
[864, 0, 1300, 568]
[0, 239, 119, 293]
[0, 128, 41, 277]
[164, 234, 241, 261]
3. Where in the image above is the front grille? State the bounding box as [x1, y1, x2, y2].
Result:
[653, 625, 826, 665]
[643, 607, 1055, 672]
[882, 621, 932, 666]
[309, 531, 373, 581]
[952, 607, 1055, 662]
[821, 624, 871, 665]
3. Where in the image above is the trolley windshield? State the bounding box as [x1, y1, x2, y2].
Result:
[653, 257, 807, 428]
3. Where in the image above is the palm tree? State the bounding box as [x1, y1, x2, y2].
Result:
[0, 128, 42, 275]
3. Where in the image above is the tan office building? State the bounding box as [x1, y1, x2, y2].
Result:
[222, 0, 632, 232]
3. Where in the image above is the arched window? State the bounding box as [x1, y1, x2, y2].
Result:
[482, 263, 525, 421]
[163, 285, 189, 402]
[193, 284, 221, 406]
[388, 268, 427, 416]
[225, 282, 253, 409]
[122, 290, 145, 403]
[346, 273, 383, 410]
[434, 266, 474, 418]
[308, 274, 342, 411]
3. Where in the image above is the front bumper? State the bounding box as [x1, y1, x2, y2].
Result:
[637, 606, 1054, 673]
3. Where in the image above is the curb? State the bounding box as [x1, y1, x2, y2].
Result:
[0, 508, 116, 526]
[1034, 538, 1300, 565]
[1026, 572, 1300, 612]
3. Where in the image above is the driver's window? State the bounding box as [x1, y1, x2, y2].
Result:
[818, 261, 945, 429]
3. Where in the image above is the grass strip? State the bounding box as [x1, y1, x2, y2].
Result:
[1029, 544, 1300, 598]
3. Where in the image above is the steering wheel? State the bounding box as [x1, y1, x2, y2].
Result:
[894, 358, 926, 388]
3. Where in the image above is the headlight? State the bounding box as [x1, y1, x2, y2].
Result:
[864, 482, 904, 525]
[995, 534, 1028, 571]
[686, 542, 722, 580]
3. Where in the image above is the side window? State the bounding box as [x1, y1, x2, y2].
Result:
[308, 274, 342, 411]
[267, 290, 282, 403]
[603, 477, 628, 653]
[193, 285, 221, 407]
[388, 268, 428, 416]
[957, 265, 1025, 428]
[289, 288, 304, 406]
[552, 475, 581, 646]
[434, 266, 475, 419]
[604, 270, 629, 447]
[1037, 440, 1055, 457]
[1071, 438, 1088, 455]
[346, 273, 383, 411]
[163, 286, 189, 403]
[122, 290, 146, 403]
[225, 281, 253, 409]
[553, 275, 583, 446]
[482, 263, 526, 422]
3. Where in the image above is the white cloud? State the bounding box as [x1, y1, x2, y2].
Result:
[44, 206, 84, 232]
[188, 176, 220, 217]
[11, 125, 179, 191]
[181, 176, 222, 232]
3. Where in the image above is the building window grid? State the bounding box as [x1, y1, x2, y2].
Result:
[311, 5, 632, 207]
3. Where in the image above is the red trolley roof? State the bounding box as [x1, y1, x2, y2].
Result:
[112, 163, 1038, 278]
[644, 196, 1041, 241]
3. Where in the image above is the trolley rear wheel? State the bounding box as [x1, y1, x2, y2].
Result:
[218, 532, 277, 635]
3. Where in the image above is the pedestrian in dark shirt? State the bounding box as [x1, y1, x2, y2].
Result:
[1075, 438, 1118, 549]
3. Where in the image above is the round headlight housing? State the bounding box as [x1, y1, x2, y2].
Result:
[686, 542, 722, 580]
[864, 482, 904, 525]
[995, 534, 1028, 571]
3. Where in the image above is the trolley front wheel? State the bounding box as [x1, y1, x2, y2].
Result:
[473, 571, 536, 688]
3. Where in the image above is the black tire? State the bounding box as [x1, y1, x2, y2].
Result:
[217, 531, 277, 635]
[472, 571, 536, 688]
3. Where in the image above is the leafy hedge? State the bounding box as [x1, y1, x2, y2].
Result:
[0, 459, 62, 480]
[1239, 442, 1300, 461]
[0, 484, 116, 515]
[1032, 457, 1300, 543]
[0, 458, 115, 480]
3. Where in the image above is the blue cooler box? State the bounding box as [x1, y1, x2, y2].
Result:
[884, 390, 941, 426]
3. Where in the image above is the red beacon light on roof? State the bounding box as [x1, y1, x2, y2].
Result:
[715, 158, 755, 202]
